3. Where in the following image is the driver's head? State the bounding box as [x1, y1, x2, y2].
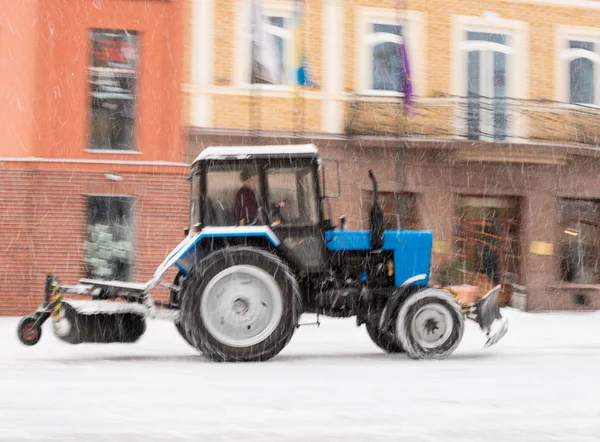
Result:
[240, 167, 257, 189]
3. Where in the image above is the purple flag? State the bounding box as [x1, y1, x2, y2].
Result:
[398, 29, 414, 115]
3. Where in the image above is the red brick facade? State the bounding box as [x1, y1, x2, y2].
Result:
[0, 0, 185, 316]
[0, 167, 189, 316]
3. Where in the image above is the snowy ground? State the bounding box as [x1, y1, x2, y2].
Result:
[1, 308, 600, 442]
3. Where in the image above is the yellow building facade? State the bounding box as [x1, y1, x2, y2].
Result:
[183, 0, 600, 312]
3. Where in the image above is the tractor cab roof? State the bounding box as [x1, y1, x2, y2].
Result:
[192, 144, 319, 165]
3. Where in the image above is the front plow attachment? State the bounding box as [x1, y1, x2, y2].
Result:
[463, 285, 508, 348]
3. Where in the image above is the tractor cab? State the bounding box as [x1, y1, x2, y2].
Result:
[189, 144, 329, 272]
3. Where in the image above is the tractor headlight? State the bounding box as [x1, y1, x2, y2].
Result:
[387, 259, 394, 277]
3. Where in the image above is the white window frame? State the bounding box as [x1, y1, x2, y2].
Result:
[355, 7, 425, 98]
[234, 0, 297, 91]
[556, 25, 600, 108]
[451, 14, 529, 142]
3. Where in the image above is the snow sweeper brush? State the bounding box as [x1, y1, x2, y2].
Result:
[51, 301, 147, 344]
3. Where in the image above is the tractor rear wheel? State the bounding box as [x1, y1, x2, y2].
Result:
[179, 246, 301, 362]
[396, 288, 464, 360]
[171, 272, 196, 349]
[366, 321, 404, 353]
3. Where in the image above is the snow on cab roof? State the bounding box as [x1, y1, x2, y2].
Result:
[193, 144, 318, 163]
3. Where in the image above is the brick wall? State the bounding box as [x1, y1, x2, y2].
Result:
[0, 169, 189, 316]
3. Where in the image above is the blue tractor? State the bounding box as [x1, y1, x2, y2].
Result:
[17, 144, 507, 361]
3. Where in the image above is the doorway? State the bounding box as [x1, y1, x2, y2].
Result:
[453, 195, 522, 305]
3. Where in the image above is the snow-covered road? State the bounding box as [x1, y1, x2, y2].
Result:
[1, 308, 600, 441]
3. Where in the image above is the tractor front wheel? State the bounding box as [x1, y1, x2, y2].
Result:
[179, 247, 301, 362]
[396, 288, 464, 360]
[366, 321, 405, 353]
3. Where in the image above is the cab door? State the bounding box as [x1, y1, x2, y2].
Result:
[263, 161, 328, 273]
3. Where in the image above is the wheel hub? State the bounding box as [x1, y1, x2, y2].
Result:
[23, 323, 38, 341]
[411, 304, 453, 349]
[424, 317, 440, 335]
[201, 265, 283, 348]
[232, 298, 250, 315]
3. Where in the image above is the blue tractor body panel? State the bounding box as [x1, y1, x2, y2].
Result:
[325, 230, 433, 287]
[170, 226, 281, 276]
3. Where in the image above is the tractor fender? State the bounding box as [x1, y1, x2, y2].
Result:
[146, 226, 281, 291]
[378, 274, 428, 332]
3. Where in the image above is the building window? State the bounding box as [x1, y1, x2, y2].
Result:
[559, 199, 600, 284]
[462, 32, 510, 141]
[355, 8, 423, 97]
[363, 191, 418, 230]
[368, 23, 404, 92]
[85, 196, 133, 281]
[453, 15, 527, 142]
[562, 40, 600, 105]
[89, 29, 138, 151]
[238, 1, 294, 87]
[251, 16, 289, 85]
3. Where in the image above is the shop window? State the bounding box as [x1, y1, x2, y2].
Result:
[559, 199, 600, 283]
[453, 196, 521, 286]
[89, 29, 138, 151]
[85, 196, 133, 281]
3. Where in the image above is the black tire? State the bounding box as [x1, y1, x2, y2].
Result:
[396, 288, 464, 360]
[17, 316, 42, 346]
[175, 321, 195, 348]
[366, 321, 405, 353]
[171, 271, 196, 349]
[179, 246, 301, 362]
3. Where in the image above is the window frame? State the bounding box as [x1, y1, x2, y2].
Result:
[556, 26, 600, 108]
[451, 15, 529, 142]
[234, 0, 297, 91]
[361, 190, 420, 231]
[355, 7, 425, 98]
[558, 197, 600, 284]
[87, 28, 140, 153]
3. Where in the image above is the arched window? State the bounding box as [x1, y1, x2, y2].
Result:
[460, 32, 512, 141]
[562, 40, 600, 105]
[367, 24, 404, 92]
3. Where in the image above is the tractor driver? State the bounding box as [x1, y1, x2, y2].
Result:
[234, 167, 259, 226]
